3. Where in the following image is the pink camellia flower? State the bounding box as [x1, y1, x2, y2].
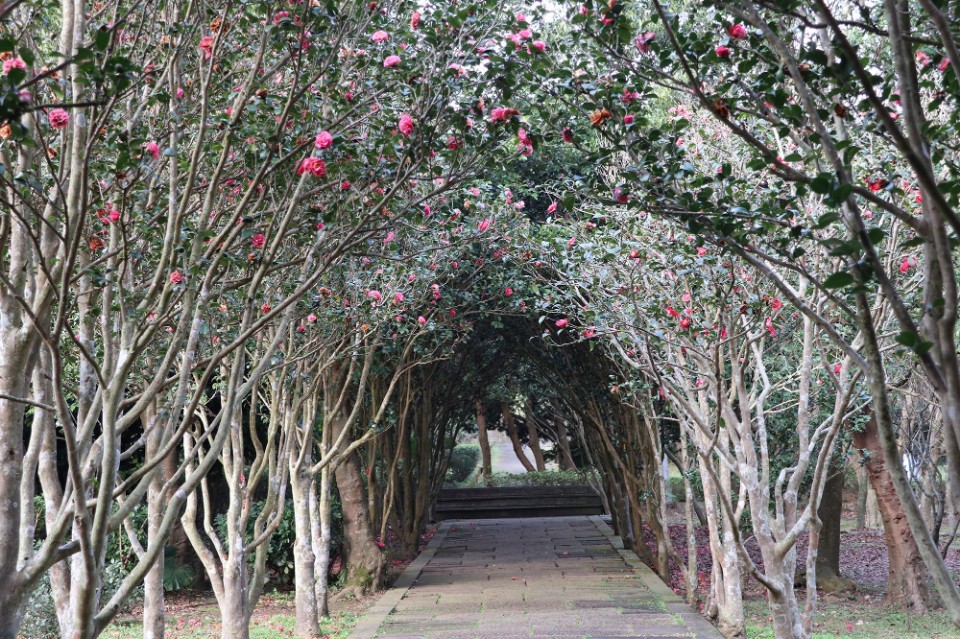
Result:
[636, 32, 655, 52]
[272, 11, 290, 24]
[367, 290, 382, 304]
[398, 113, 415, 137]
[144, 141, 160, 160]
[297, 156, 327, 177]
[371, 30, 389, 43]
[423, 204, 432, 216]
[199, 36, 215, 59]
[446, 136, 460, 150]
[517, 29, 532, 39]
[48, 108, 70, 129]
[490, 107, 520, 123]
[516, 12, 527, 22]
[547, 201, 558, 214]
[394, 292, 405, 303]
[3, 57, 26, 75]
[770, 298, 783, 310]
[108, 209, 121, 223]
[715, 45, 731, 58]
[765, 316, 776, 337]
[504, 287, 513, 296]
[449, 309, 456, 317]
[916, 51, 931, 67]
[384, 231, 396, 244]
[307, 314, 317, 323]
[679, 317, 692, 329]
[297, 325, 306, 332]
[584, 328, 596, 338]
[555, 318, 569, 328]
[939, 58, 951, 72]
[834, 363, 842, 375]
[176, 87, 184, 100]
[383, 55, 401, 67]
[477, 218, 492, 231]
[315, 130, 333, 149]
[567, 237, 576, 248]
[623, 114, 634, 124]
[418, 315, 427, 326]
[261, 303, 271, 314]
[410, 11, 421, 30]
[532, 40, 546, 52]
[251, 233, 266, 249]
[728, 23, 747, 40]
[169, 270, 183, 284]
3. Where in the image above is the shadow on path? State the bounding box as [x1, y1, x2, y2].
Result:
[350, 516, 722, 639]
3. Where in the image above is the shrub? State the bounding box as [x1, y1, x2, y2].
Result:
[445, 444, 481, 484]
[486, 469, 598, 487]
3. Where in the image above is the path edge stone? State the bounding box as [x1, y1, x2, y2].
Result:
[347, 521, 452, 639]
[589, 515, 724, 638]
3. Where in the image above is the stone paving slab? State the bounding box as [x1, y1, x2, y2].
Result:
[348, 516, 721, 639]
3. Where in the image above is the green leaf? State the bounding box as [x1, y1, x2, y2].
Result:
[824, 272, 854, 288]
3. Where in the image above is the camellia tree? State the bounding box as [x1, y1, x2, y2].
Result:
[0, 1, 538, 639]
[506, 0, 960, 633]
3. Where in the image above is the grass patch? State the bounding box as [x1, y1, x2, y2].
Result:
[744, 597, 956, 638]
[101, 609, 359, 639]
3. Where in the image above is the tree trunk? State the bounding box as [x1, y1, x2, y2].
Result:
[524, 402, 547, 471]
[555, 422, 577, 471]
[220, 557, 252, 639]
[290, 468, 320, 638]
[853, 417, 929, 610]
[143, 409, 166, 639]
[314, 465, 332, 617]
[334, 449, 384, 595]
[815, 459, 854, 591]
[501, 404, 534, 472]
[856, 462, 869, 529]
[476, 401, 492, 484]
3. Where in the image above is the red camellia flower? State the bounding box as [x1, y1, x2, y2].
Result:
[562, 127, 574, 143]
[665, 306, 680, 319]
[728, 23, 747, 40]
[635, 32, 655, 53]
[715, 45, 731, 58]
[770, 298, 783, 310]
[900, 256, 916, 273]
[297, 156, 327, 177]
[679, 317, 691, 329]
[199, 36, 215, 59]
[261, 303, 271, 314]
[490, 107, 520, 123]
[48, 108, 70, 129]
[834, 363, 842, 375]
[504, 287, 513, 296]
[555, 318, 569, 328]
[251, 233, 266, 249]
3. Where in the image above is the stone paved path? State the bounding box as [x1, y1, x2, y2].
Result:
[350, 516, 721, 639]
